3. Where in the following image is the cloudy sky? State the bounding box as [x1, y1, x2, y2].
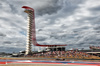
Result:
[0, 0, 100, 53]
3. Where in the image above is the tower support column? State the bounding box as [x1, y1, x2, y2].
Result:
[25, 11, 33, 55]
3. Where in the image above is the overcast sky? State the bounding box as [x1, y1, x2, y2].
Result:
[0, 0, 100, 53]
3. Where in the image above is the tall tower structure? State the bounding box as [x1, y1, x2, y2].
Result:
[22, 6, 67, 55]
[25, 10, 32, 55]
[22, 6, 36, 55]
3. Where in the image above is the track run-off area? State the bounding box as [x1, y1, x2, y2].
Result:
[0, 59, 100, 66]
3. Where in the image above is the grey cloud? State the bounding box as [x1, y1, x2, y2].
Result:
[0, 0, 100, 52]
[76, 34, 100, 45]
[58, 0, 85, 16]
[0, 47, 25, 53]
[3, 41, 12, 44]
[9, 4, 18, 14]
[40, 0, 85, 25]
[36, 36, 47, 41]
[83, 16, 100, 24]
[0, 16, 26, 31]
[61, 24, 68, 28]
[0, 33, 6, 37]
[0, 17, 10, 21]
[6, 0, 63, 16]
[75, 16, 97, 26]
[38, 29, 43, 32]
[89, 6, 100, 12]
[93, 26, 100, 30]
[36, 0, 62, 15]
[50, 34, 66, 40]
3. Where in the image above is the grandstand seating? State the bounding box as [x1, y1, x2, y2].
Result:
[31, 50, 100, 59]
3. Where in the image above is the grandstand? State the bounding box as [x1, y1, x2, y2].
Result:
[24, 48, 100, 60]
[90, 45, 100, 50]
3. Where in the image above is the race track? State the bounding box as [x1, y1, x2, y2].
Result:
[0, 59, 100, 66]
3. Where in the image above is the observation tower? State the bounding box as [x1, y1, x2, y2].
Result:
[22, 6, 67, 55]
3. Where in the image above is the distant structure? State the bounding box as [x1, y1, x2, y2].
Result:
[22, 6, 67, 55]
[89, 46, 100, 50]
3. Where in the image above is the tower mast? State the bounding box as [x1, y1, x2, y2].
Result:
[22, 6, 36, 55]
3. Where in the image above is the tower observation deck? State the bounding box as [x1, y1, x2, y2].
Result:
[22, 6, 67, 55]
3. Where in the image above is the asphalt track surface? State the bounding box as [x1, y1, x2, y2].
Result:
[0, 63, 98, 66]
[0, 59, 100, 66]
[0, 64, 93, 66]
